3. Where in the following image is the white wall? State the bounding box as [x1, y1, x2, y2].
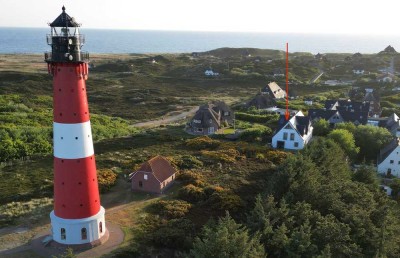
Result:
[272, 127, 305, 150]
[51, 206, 106, 245]
[378, 146, 400, 177]
[53, 121, 94, 159]
[271, 112, 313, 150]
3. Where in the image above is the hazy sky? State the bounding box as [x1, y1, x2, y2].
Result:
[0, 0, 399, 35]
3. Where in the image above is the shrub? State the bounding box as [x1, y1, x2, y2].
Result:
[168, 155, 203, 170]
[149, 200, 192, 219]
[97, 168, 117, 193]
[178, 184, 205, 203]
[266, 150, 289, 165]
[200, 149, 240, 163]
[235, 112, 279, 123]
[207, 190, 244, 213]
[178, 171, 206, 187]
[239, 126, 272, 142]
[185, 136, 220, 150]
[148, 218, 195, 249]
[203, 185, 225, 197]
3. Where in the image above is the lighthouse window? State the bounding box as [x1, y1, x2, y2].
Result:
[75, 137, 78, 140]
[61, 228, 66, 240]
[144, 174, 148, 180]
[99, 222, 103, 233]
[81, 228, 87, 240]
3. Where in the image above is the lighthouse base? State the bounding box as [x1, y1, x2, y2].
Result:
[50, 206, 106, 245]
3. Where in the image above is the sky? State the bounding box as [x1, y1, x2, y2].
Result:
[0, 0, 400, 35]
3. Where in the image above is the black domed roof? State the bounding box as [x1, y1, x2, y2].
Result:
[49, 6, 80, 27]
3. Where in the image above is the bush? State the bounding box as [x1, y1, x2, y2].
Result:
[148, 218, 195, 250]
[178, 184, 205, 203]
[239, 126, 272, 142]
[97, 169, 117, 193]
[148, 200, 192, 219]
[266, 150, 289, 165]
[178, 171, 206, 187]
[200, 149, 241, 163]
[185, 136, 220, 150]
[168, 155, 203, 170]
[207, 190, 244, 213]
[235, 112, 279, 123]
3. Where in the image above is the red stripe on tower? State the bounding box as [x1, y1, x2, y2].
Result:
[45, 6, 107, 245]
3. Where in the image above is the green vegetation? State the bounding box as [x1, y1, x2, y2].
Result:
[190, 212, 266, 257]
[2, 50, 400, 257]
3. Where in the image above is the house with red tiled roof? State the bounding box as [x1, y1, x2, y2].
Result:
[130, 156, 177, 194]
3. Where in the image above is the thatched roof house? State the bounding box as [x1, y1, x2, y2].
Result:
[246, 93, 276, 109]
[186, 104, 221, 135]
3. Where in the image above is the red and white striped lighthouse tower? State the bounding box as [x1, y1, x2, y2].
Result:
[45, 6, 107, 245]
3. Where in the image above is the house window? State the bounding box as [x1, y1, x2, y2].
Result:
[224, 111, 230, 116]
[196, 128, 203, 132]
[144, 174, 148, 180]
[81, 228, 87, 240]
[139, 181, 143, 188]
[390, 160, 394, 164]
[290, 133, 295, 141]
[294, 142, 299, 147]
[283, 132, 288, 140]
[99, 222, 103, 233]
[208, 127, 215, 134]
[61, 228, 66, 240]
[398, 161, 400, 165]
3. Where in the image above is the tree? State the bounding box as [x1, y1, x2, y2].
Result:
[271, 154, 321, 203]
[335, 122, 356, 134]
[352, 165, 379, 186]
[327, 129, 359, 160]
[312, 119, 331, 136]
[190, 212, 266, 258]
[302, 138, 352, 181]
[353, 125, 393, 162]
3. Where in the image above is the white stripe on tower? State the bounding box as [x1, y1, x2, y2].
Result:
[53, 121, 94, 159]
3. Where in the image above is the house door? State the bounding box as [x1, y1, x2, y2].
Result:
[277, 141, 285, 149]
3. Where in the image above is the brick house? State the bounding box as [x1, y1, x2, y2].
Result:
[130, 156, 177, 194]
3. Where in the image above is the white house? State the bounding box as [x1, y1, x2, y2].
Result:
[304, 99, 313, 106]
[377, 138, 400, 177]
[205, 69, 219, 76]
[352, 69, 365, 75]
[272, 111, 313, 150]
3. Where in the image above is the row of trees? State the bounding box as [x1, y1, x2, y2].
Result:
[313, 120, 393, 162]
[188, 138, 400, 257]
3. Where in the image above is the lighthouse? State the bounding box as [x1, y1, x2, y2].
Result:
[45, 6, 107, 245]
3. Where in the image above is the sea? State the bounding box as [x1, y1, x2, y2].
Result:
[1, 27, 400, 54]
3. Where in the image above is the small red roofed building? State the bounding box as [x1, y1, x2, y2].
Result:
[131, 156, 177, 194]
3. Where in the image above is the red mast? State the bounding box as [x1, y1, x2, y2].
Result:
[46, 6, 107, 245]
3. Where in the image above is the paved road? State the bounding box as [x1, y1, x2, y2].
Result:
[310, 71, 324, 84]
[131, 106, 199, 128]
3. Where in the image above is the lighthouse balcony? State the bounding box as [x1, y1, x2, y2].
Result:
[45, 51, 89, 63]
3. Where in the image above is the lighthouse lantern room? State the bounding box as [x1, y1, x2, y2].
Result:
[45, 6, 107, 245]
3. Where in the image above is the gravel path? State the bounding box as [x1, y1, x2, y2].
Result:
[132, 106, 198, 128]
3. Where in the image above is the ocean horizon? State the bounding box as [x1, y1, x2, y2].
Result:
[1, 27, 400, 55]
